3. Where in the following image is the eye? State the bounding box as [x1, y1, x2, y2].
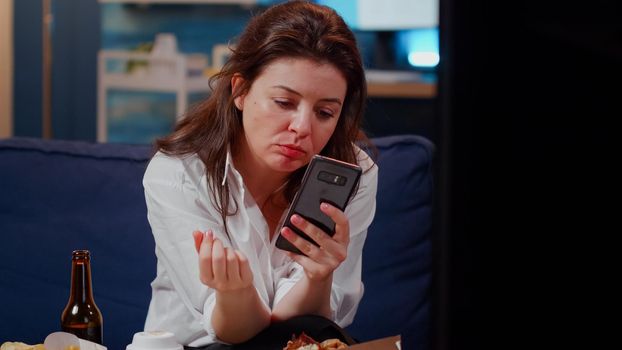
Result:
[274, 99, 294, 109]
[317, 108, 336, 120]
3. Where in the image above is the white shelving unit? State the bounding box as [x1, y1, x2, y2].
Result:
[97, 49, 436, 142]
[97, 50, 212, 142]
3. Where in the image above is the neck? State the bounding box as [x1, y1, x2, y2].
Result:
[232, 145, 289, 209]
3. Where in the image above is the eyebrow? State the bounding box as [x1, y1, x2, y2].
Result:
[271, 85, 343, 105]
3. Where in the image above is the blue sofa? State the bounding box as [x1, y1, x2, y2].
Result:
[0, 135, 434, 350]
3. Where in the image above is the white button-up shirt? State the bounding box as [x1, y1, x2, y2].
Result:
[142, 146, 377, 346]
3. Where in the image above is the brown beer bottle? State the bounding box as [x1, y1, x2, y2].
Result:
[61, 250, 103, 345]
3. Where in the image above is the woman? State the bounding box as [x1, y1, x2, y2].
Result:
[142, 1, 377, 348]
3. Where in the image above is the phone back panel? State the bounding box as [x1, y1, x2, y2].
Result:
[275, 155, 362, 254]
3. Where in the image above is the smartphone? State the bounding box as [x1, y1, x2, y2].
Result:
[275, 154, 362, 255]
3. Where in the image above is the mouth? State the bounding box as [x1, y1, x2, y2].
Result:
[278, 144, 306, 159]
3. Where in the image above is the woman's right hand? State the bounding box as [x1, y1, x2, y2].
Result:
[192, 230, 254, 292]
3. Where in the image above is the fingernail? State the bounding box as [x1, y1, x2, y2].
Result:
[281, 227, 292, 238]
[291, 214, 302, 224]
[321, 202, 330, 210]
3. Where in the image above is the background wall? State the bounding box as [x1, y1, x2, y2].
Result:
[13, 0, 100, 140]
[12, 0, 437, 144]
[0, 0, 13, 137]
[13, 0, 42, 137]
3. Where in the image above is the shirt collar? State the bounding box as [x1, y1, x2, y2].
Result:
[222, 148, 244, 188]
[222, 149, 232, 186]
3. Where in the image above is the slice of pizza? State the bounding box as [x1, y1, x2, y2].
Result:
[283, 333, 348, 350]
[283, 332, 320, 350]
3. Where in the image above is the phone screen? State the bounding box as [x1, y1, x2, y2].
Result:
[275, 154, 362, 255]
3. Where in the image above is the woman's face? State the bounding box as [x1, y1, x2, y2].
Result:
[233, 57, 347, 175]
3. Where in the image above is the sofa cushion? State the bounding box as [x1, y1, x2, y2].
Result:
[347, 135, 435, 350]
[0, 138, 156, 350]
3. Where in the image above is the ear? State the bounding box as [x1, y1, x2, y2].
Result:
[231, 73, 245, 111]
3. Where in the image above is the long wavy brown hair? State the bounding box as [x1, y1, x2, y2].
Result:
[155, 0, 371, 231]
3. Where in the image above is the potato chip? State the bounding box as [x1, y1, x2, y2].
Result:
[0, 342, 45, 350]
[320, 338, 348, 350]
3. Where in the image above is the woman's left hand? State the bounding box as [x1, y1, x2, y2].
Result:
[280, 202, 349, 281]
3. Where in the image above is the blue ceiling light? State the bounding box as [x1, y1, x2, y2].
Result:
[398, 28, 439, 68]
[408, 52, 440, 67]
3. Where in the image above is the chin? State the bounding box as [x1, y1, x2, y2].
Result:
[271, 155, 307, 173]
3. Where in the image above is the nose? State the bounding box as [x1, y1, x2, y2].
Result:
[288, 108, 312, 138]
